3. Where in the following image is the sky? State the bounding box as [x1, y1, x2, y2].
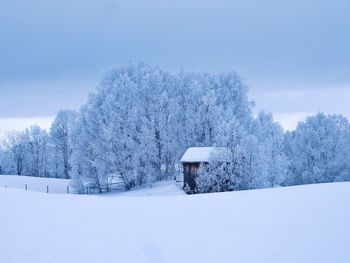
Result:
[0, 0, 349, 132]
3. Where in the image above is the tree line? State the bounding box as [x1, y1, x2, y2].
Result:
[1, 63, 349, 193]
[0, 110, 77, 179]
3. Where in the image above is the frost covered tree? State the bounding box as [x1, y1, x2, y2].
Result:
[2, 131, 28, 175]
[285, 113, 350, 185]
[196, 113, 288, 193]
[1, 126, 50, 177]
[220, 119, 261, 190]
[70, 104, 108, 193]
[194, 119, 258, 193]
[252, 112, 288, 187]
[50, 110, 78, 178]
[0, 146, 15, 174]
[24, 126, 50, 177]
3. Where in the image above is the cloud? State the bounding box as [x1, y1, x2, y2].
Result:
[272, 112, 313, 131]
[0, 0, 349, 83]
[0, 116, 55, 135]
[249, 83, 350, 118]
[0, 78, 97, 118]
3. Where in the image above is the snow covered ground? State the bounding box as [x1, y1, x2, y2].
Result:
[112, 181, 185, 197]
[0, 180, 349, 263]
[0, 175, 70, 194]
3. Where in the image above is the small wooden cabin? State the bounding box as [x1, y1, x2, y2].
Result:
[180, 147, 228, 191]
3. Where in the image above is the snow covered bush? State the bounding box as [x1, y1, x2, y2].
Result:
[195, 162, 234, 193]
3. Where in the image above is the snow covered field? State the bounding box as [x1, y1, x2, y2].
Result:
[0, 175, 70, 194]
[114, 181, 185, 197]
[0, 181, 349, 263]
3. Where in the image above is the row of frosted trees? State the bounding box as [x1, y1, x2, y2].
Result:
[0, 110, 77, 179]
[1, 64, 349, 193]
[195, 113, 350, 193]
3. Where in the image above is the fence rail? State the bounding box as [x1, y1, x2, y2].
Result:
[1, 183, 71, 194]
[1, 182, 125, 195]
[85, 182, 125, 194]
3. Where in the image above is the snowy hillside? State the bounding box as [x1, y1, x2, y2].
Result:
[0, 175, 70, 194]
[1, 182, 349, 263]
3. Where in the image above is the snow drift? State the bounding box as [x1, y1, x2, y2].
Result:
[0, 182, 349, 263]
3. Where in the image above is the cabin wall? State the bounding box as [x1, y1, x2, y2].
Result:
[183, 162, 201, 191]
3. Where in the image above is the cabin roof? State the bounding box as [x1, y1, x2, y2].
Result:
[180, 147, 229, 163]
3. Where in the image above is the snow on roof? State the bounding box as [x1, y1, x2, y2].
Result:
[180, 147, 229, 163]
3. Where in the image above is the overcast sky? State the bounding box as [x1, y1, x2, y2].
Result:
[0, 0, 349, 132]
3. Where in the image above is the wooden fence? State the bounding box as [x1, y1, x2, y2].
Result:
[2, 184, 71, 194]
[2, 182, 124, 195]
[85, 182, 125, 194]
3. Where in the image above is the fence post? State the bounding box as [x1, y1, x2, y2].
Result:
[46, 185, 49, 193]
[25, 184, 27, 190]
[67, 185, 69, 194]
